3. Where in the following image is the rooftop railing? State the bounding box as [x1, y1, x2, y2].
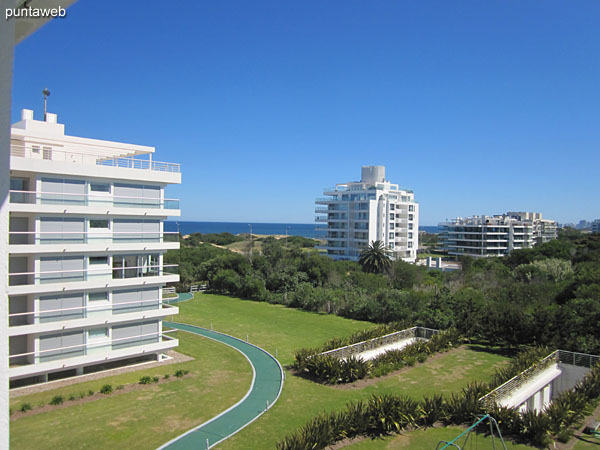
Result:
[10, 143, 180, 173]
[9, 189, 180, 210]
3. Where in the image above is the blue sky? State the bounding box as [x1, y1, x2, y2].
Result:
[11, 1, 600, 225]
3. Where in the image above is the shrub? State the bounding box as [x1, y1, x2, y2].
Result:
[116, 385, 124, 390]
[405, 356, 417, 367]
[152, 376, 160, 383]
[100, 384, 113, 394]
[88, 390, 94, 396]
[77, 392, 86, 399]
[174, 370, 185, 378]
[68, 394, 76, 401]
[420, 394, 446, 426]
[163, 374, 170, 379]
[139, 376, 152, 384]
[49, 395, 64, 406]
[19, 403, 32, 413]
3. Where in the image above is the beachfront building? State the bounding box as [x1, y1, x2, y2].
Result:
[592, 220, 600, 234]
[439, 212, 557, 258]
[7, 109, 181, 387]
[316, 166, 419, 262]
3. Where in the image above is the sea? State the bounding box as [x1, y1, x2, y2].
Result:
[165, 221, 441, 238]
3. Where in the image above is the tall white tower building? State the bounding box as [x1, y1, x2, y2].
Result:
[316, 166, 419, 262]
[7, 109, 180, 387]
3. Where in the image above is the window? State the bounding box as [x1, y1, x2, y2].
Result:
[90, 183, 110, 192]
[408, 232, 413, 239]
[89, 219, 109, 229]
[389, 242, 395, 249]
[409, 205, 414, 212]
[408, 242, 413, 248]
[89, 292, 108, 302]
[409, 223, 413, 230]
[390, 204, 395, 210]
[88, 328, 109, 338]
[389, 233, 394, 239]
[89, 256, 109, 265]
[42, 147, 52, 160]
[409, 214, 413, 221]
[389, 223, 395, 229]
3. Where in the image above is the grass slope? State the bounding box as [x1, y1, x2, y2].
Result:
[10, 332, 252, 450]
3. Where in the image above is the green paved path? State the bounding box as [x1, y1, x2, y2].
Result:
[158, 320, 284, 450]
[163, 292, 194, 304]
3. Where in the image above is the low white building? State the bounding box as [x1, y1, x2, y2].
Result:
[316, 166, 419, 262]
[440, 212, 557, 258]
[7, 109, 181, 386]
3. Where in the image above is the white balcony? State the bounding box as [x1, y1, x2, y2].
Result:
[8, 300, 179, 335]
[8, 264, 179, 296]
[9, 190, 180, 217]
[9, 331, 179, 380]
[9, 231, 179, 254]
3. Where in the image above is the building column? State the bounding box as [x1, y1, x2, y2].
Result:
[0, 12, 16, 449]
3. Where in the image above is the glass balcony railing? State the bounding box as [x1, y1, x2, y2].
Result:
[8, 264, 179, 286]
[9, 330, 177, 367]
[9, 190, 180, 210]
[9, 299, 177, 327]
[8, 231, 179, 245]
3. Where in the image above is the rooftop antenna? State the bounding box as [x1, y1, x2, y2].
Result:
[42, 87, 50, 120]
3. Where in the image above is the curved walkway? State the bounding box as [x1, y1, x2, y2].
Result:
[158, 318, 284, 450]
[163, 292, 194, 304]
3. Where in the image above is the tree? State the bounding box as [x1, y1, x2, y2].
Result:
[358, 240, 391, 274]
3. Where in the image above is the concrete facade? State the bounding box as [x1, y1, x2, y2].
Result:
[7, 110, 180, 386]
[316, 166, 419, 262]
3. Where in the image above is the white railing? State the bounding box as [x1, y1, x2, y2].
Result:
[320, 326, 439, 360]
[8, 298, 177, 325]
[10, 143, 180, 173]
[9, 230, 179, 245]
[479, 350, 600, 408]
[9, 189, 180, 210]
[9, 263, 179, 286]
[9, 330, 178, 366]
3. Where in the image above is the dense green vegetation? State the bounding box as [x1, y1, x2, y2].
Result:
[182, 232, 245, 246]
[167, 230, 600, 354]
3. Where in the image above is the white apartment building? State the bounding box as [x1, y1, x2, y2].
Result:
[440, 212, 557, 258]
[7, 109, 180, 387]
[316, 166, 419, 262]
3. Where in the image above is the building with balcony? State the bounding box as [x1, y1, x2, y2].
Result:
[439, 212, 557, 258]
[592, 220, 600, 234]
[316, 166, 419, 262]
[7, 109, 181, 387]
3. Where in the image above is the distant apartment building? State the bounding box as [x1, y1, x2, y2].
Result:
[315, 166, 419, 262]
[439, 212, 557, 258]
[592, 220, 600, 234]
[7, 109, 180, 386]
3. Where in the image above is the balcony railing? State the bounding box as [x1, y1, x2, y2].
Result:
[8, 264, 179, 286]
[9, 190, 180, 210]
[9, 299, 177, 326]
[10, 143, 180, 173]
[9, 231, 179, 245]
[9, 330, 178, 367]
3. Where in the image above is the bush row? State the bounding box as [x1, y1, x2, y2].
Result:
[292, 328, 462, 384]
[277, 351, 600, 449]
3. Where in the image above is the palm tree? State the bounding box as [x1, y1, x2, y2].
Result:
[358, 240, 391, 274]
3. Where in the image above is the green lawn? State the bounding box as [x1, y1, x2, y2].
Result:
[348, 426, 534, 449]
[9, 332, 252, 450]
[175, 294, 517, 450]
[9, 294, 526, 450]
